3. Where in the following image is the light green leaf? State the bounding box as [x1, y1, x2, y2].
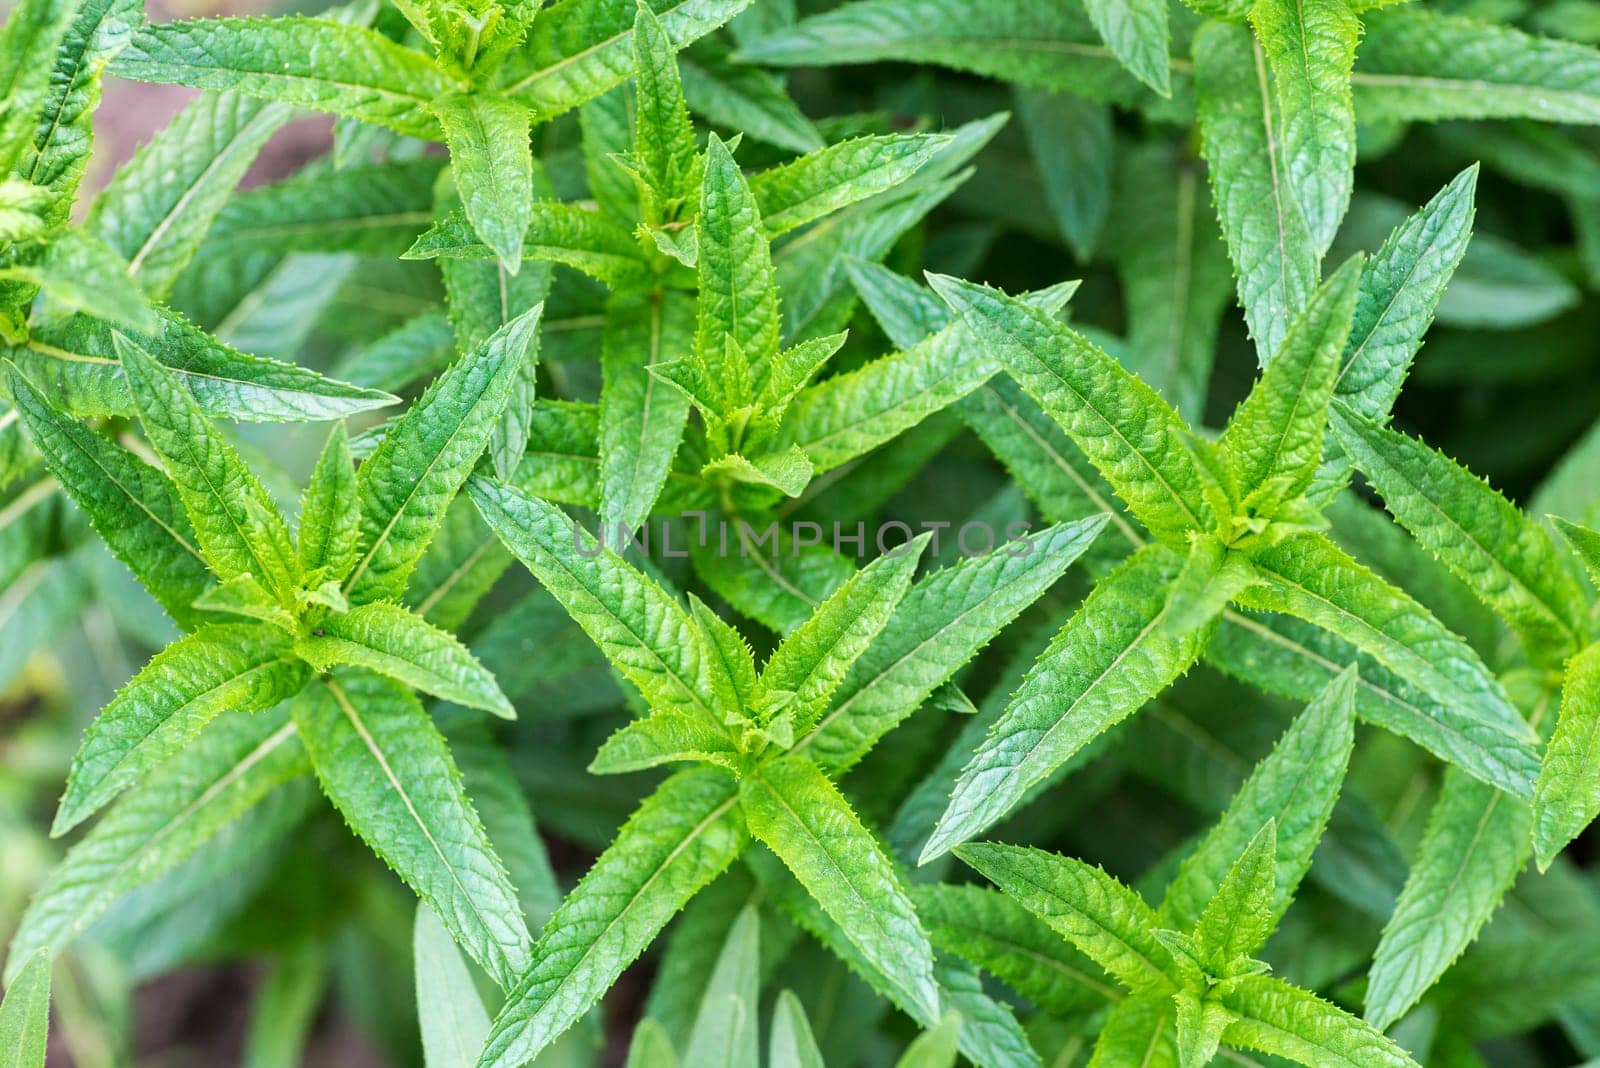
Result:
[1533, 641, 1600, 868]
[929, 273, 1210, 546]
[5, 708, 308, 982]
[768, 990, 825, 1068]
[953, 842, 1177, 997]
[799, 514, 1109, 772]
[115, 332, 300, 598]
[346, 302, 542, 604]
[0, 229, 153, 332]
[0, 0, 79, 179]
[627, 1019, 681, 1068]
[896, 1012, 962, 1068]
[1217, 976, 1418, 1067]
[112, 18, 458, 137]
[750, 133, 953, 237]
[5, 362, 212, 628]
[924, 543, 1201, 861]
[742, 754, 940, 1021]
[589, 711, 740, 774]
[702, 447, 812, 497]
[684, 904, 760, 1068]
[434, 93, 534, 270]
[407, 203, 653, 290]
[0, 948, 50, 1068]
[1553, 515, 1600, 588]
[297, 423, 360, 584]
[1250, 0, 1359, 256]
[760, 536, 926, 736]
[416, 905, 492, 1068]
[697, 133, 779, 401]
[1192, 820, 1277, 970]
[1082, 0, 1170, 97]
[293, 670, 531, 991]
[1194, 21, 1319, 362]
[468, 477, 715, 723]
[296, 602, 514, 719]
[1160, 667, 1357, 933]
[631, 0, 699, 217]
[1333, 406, 1588, 662]
[478, 767, 745, 1068]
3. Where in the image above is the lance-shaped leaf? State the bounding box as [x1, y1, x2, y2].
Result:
[295, 602, 514, 719]
[116, 333, 300, 598]
[434, 93, 534, 270]
[769, 990, 825, 1068]
[760, 537, 927, 735]
[468, 477, 716, 724]
[1194, 21, 1319, 363]
[406, 203, 652, 290]
[600, 290, 695, 544]
[1081, 0, 1170, 97]
[1090, 998, 1179, 1068]
[478, 767, 745, 1068]
[697, 133, 779, 399]
[0, 947, 50, 1068]
[912, 883, 1115, 1015]
[1366, 766, 1533, 1031]
[1218, 256, 1361, 518]
[87, 91, 288, 300]
[1333, 166, 1478, 425]
[929, 273, 1210, 546]
[52, 622, 306, 835]
[923, 543, 1201, 862]
[5, 708, 309, 982]
[954, 843, 1177, 997]
[292, 670, 531, 991]
[1161, 669, 1356, 935]
[6, 363, 212, 628]
[1334, 408, 1588, 663]
[684, 905, 761, 1068]
[297, 424, 360, 583]
[112, 18, 459, 138]
[631, 0, 698, 214]
[1191, 821, 1279, 975]
[0, 0, 78, 176]
[1533, 642, 1600, 868]
[798, 514, 1110, 772]
[1216, 976, 1418, 1068]
[589, 712, 740, 774]
[1553, 515, 1600, 587]
[345, 303, 542, 605]
[15, 308, 397, 423]
[0, 230, 153, 333]
[415, 905, 492, 1068]
[749, 133, 954, 236]
[742, 755, 940, 1021]
[1354, 8, 1600, 124]
[1250, 0, 1358, 256]
[493, 0, 754, 118]
[1239, 532, 1537, 791]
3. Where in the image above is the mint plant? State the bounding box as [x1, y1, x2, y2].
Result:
[6, 0, 1600, 1063]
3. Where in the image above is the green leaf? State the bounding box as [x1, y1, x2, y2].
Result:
[112, 18, 458, 138]
[467, 477, 716, 723]
[434, 93, 534, 270]
[1239, 532, 1538, 794]
[750, 133, 953, 236]
[1194, 21, 1319, 363]
[798, 514, 1110, 772]
[760, 537, 926, 736]
[1218, 256, 1361, 517]
[1081, 0, 1170, 97]
[589, 712, 740, 774]
[296, 602, 514, 719]
[5, 708, 309, 982]
[1217, 976, 1418, 1067]
[696, 133, 779, 402]
[600, 290, 696, 543]
[87, 91, 288, 300]
[627, 1019, 681, 1068]
[5, 362, 212, 628]
[1553, 515, 1600, 588]
[53, 621, 306, 835]
[345, 302, 542, 605]
[493, 0, 755, 119]
[684, 904, 760, 1068]
[1018, 90, 1113, 263]
[1250, 0, 1359, 256]
[297, 424, 360, 584]
[953, 842, 1177, 997]
[0, 229, 153, 332]
[0, 948, 50, 1068]
[631, 0, 699, 217]
[1354, 8, 1600, 124]
[896, 1012, 962, 1068]
[1365, 766, 1533, 1031]
[929, 273, 1211, 546]
[1533, 641, 1600, 868]
[1192, 820, 1277, 970]
[478, 767, 745, 1068]
[702, 447, 812, 497]
[0, 0, 79, 179]
[415, 905, 492, 1068]
[768, 990, 825, 1068]
[408, 203, 653, 290]
[742, 754, 940, 1021]
[1333, 406, 1588, 662]
[923, 543, 1202, 861]
[1160, 667, 1357, 933]
[292, 670, 531, 991]
[115, 332, 300, 598]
